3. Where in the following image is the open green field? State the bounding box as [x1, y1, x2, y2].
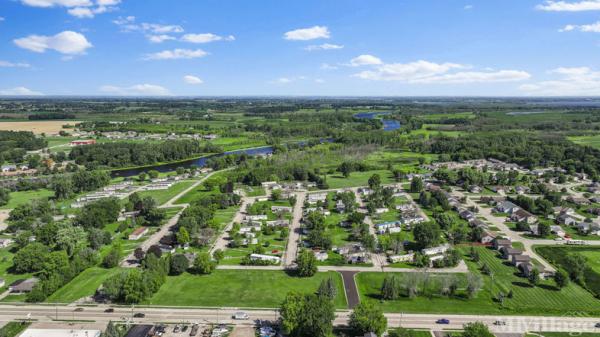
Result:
[46, 267, 122, 303]
[324, 170, 395, 189]
[536, 246, 600, 297]
[569, 134, 600, 149]
[0, 322, 30, 337]
[136, 180, 196, 205]
[0, 246, 32, 293]
[356, 246, 600, 316]
[145, 270, 347, 308]
[1, 189, 54, 210]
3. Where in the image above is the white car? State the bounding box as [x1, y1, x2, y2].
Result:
[233, 312, 249, 320]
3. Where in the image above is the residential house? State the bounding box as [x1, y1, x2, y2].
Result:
[375, 221, 402, 235]
[1, 164, 16, 172]
[515, 186, 529, 195]
[422, 244, 451, 256]
[557, 213, 581, 226]
[577, 222, 600, 235]
[469, 219, 487, 229]
[468, 185, 482, 193]
[480, 196, 506, 205]
[396, 204, 415, 212]
[501, 247, 522, 259]
[480, 230, 497, 244]
[0, 238, 14, 248]
[266, 219, 290, 227]
[459, 209, 475, 221]
[550, 225, 566, 237]
[495, 201, 519, 214]
[510, 209, 537, 224]
[490, 186, 507, 194]
[374, 207, 389, 214]
[313, 251, 329, 262]
[307, 193, 327, 204]
[493, 238, 512, 250]
[128, 227, 148, 240]
[389, 253, 415, 263]
[400, 214, 425, 226]
[271, 206, 293, 213]
[511, 254, 531, 268]
[245, 215, 268, 221]
[9, 278, 39, 293]
[250, 254, 280, 264]
[567, 196, 591, 206]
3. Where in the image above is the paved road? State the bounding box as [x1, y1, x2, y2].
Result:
[339, 271, 360, 309]
[1, 305, 599, 334]
[282, 192, 306, 267]
[209, 196, 253, 255]
[352, 188, 385, 269]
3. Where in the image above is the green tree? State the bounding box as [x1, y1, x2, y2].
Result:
[170, 254, 189, 275]
[528, 268, 540, 286]
[176, 227, 191, 245]
[461, 321, 494, 337]
[316, 277, 337, 300]
[51, 176, 74, 200]
[349, 302, 388, 337]
[213, 249, 224, 262]
[0, 188, 10, 206]
[410, 176, 424, 193]
[296, 249, 317, 277]
[102, 244, 122, 268]
[554, 268, 569, 289]
[368, 174, 382, 190]
[193, 252, 215, 274]
[381, 274, 401, 300]
[13, 242, 49, 273]
[412, 221, 441, 249]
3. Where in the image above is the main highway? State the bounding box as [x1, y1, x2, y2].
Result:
[1, 304, 599, 334]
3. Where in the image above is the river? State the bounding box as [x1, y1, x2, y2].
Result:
[354, 112, 401, 131]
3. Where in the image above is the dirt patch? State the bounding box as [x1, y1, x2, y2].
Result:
[0, 121, 80, 135]
[230, 326, 255, 337]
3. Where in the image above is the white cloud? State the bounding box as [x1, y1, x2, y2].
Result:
[21, 0, 119, 18]
[315, 79, 325, 84]
[320, 63, 339, 70]
[559, 21, 600, 32]
[284, 26, 330, 40]
[520, 66, 600, 95]
[352, 59, 530, 84]
[536, 0, 600, 11]
[14, 31, 92, 55]
[0, 61, 31, 68]
[144, 48, 208, 60]
[0, 87, 44, 96]
[305, 43, 344, 51]
[114, 17, 184, 34]
[274, 77, 293, 84]
[464, 4, 473, 10]
[99, 83, 171, 96]
[350, 54, 383, 66]
[20, 0, 92, 7]
[183, 75, 203, 84]
[181, 33, 235, 43]
[0, 17, 5, 21]
[141, 23, 184, 34]
[147, 34, 176, 43]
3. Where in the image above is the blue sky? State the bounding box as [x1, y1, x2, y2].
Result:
[2, 0, 600, 96]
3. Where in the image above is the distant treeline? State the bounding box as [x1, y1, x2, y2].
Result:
[0, 131, 47, 164]
[28, 112, 76, 120]
[414, 132, 600, 178]
[68, 140, 222, 168]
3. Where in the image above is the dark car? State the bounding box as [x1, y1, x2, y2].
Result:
[436, 319, 450, 324]
[104, 308, 115, 313]
[133, 313, 145, 318]
[595, 322, 600, 328]
[494, 320, 506, 326]
[74, 308, 84, 312]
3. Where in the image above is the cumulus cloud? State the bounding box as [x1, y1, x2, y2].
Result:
[181, 33, 235, 43]
[14, 31, 92, 55]
[284, 26, 330, 40]
[350, 54, 383, 66]
[144, 48, 208, 60]
[464, 4, 474, 10]
[351, 58, 530, 84]
[0, 87, 44, 96]
[114, 16, 184, 34]
[536, 0, 600, 11]
[559, 21, 600, 32]
[20, 0, 120, 18]
[520, 66, 600, 95]
[0, 61, 31, 68]
[183, 75, 203, 84]
[305, 43, 343, 51]
[147, 34, 176, 43]
[99, 83, 171, 96]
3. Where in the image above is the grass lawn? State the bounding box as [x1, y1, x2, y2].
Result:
[1, 189, 54, 209]
[536, 246, 600, 297]
[324, 170, 395, 189]
[46, 267, 122, 303]
[174, 185, 220, 205]
[356, 246, 600, 316]
[136, 180, 196, 205]
[0, 322, 30, 337]
[386, 329, 432, 337]
[0, 246, 32, 293]
[145, 270, 347, 308]
[569, 134, 600, 150]
[525, 333, 600, 337]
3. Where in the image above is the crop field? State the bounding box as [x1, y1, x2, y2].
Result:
[145, 270, 347, 308]
[324, 170, 395, 189]
[0, 121, 80, 134]
[356, 246, 600, 315]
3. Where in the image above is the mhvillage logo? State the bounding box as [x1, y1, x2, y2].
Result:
[490, 311, 596, 335]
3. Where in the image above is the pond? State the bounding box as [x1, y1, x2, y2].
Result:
[354, 112, 401, 131]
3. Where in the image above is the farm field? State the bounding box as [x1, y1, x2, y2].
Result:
[0, 121, 80, 134]
[46, 267, 122, 303]
[144, 270, 347, 308]
[356, 246, 600, 316]
[324, 170, 395, 189]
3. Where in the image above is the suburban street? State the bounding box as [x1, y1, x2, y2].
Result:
[282, 191, 306, 267]
[0, 304, 599, 334]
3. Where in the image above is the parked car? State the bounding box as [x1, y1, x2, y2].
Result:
[233, 312, 249, 320]
[133, 312, 145, 318]
[494, 320, 506, 325]
[595, 322, 600, 328]
[104, 308, 114, 313]
[173, 325, 181, 333]
[436, 318, 450, 324]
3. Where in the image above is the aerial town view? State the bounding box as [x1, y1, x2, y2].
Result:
[2, 1, 600, 337]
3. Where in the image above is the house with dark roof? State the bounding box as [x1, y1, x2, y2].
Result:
[511, 254, 531, 268]
[9, 278, 39, 293]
